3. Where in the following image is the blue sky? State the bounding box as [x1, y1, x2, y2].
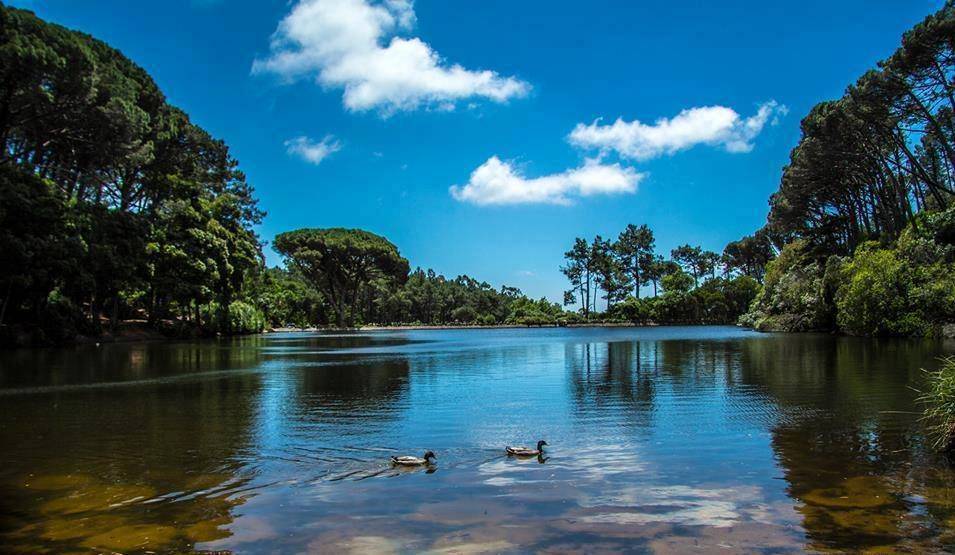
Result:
[10, 0, 944, 302]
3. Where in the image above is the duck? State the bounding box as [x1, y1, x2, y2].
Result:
[506, 440, 547, 457]
[391, 450, 436, 466]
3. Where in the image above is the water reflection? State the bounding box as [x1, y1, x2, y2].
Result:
[566, 342, 656, 426]
[0, 328, 953, 552]
[742, 335, 955, 551]
[0, 340, 262, 552]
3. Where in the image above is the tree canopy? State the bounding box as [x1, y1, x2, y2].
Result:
[0, 3, 265, 343]
[273, 228, 410, 327]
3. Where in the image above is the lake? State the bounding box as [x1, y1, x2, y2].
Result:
[1, 326, 955, 553]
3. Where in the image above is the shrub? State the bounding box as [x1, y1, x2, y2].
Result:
[478, 313, 498, 326]
[451, 305, 477, 324]
[741, 241, 833, 332]
[201, 300, 267, 334]
[611, 296, 652, 323]
[834, 243, 913, 336]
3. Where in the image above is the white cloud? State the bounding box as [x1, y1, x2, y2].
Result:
[450, 156, 644, 206]
[253, 0, 529, 114]
[285, 135, 342, 164]
[568, 101, 787, 161]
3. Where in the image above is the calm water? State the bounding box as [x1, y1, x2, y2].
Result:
[2, 326, 955, 553]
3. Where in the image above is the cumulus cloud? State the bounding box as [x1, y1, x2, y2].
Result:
[285, 135, 342, 164]
[568, 101, 787, 161]
[253, 0, 529, 114]
[450, 156, 644, 206]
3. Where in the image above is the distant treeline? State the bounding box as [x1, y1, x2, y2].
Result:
[258, 228, 566, 328]
[558, 225, 766, 325]
[740, 1, 955, 336]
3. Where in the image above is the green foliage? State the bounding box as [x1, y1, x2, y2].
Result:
[0, 5, 264, 344]
[740, 242, 833, 332]
[723, 230, 774, 283]
[835, 244, 916, 336]
[247, 267, 325, 328]
[767, 1, 955, 254]
[612, 296, 652, 324]
[735, 2, 955, 338]
[273, 228, 409, 327]
[615, 224, 655, 299]
[661, 270, 694, 294]
[743, 209, 955, 336]
[562, 223, 760, 326]
[0, 166, 83, 331]
[919, 357, 955, 452]
[200, 300, 267, 334]
[506, 296, 563, 326]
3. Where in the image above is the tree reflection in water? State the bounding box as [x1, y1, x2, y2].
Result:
[1, 329, 954, 552]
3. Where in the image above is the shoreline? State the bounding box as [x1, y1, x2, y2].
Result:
[268, 322, 684, 333]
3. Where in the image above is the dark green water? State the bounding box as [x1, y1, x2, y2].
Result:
[1, 326, 954, 553]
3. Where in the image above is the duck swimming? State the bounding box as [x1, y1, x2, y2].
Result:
[391, 451, 436, 466]
[506, 440, 547, 457]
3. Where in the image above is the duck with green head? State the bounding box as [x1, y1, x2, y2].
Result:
[391, 451, 436, 466]
[506, 440, 547, 457]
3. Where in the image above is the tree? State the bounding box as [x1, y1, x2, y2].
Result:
[661, 270, 694, 295]
[591, 235, 624, 311]
[671, 244, 704, 287]
[615, 224, 655, 299]
[764, 2, 955, 255]
[723, 230, 775, 282]
[700, 250, 720, 280]
[0, 4, 269, 343]
[562, 237, 591, 317]
[0, 165, 81, 328]
[644, 255, 676, 297]
[273, 228, 410, 327]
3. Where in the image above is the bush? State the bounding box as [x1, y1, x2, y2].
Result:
[201, 300, 267, 334]
[556, 312, 585, 326]
[451, 305, 477, 324]
[611, 296, 652, 323]
[834, 243, 914, 336]
[833, 240, 955, 336]
[741, 241, 833, 332]
[742, 213, 955, 337]
[478, 313, 498, 326]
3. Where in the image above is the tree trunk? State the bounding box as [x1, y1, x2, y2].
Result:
[0, 281, 11, 328]
[337, 295, 347, 328]
[584, 268, 591, 319]
[634, 262, 641, 300]
[109, 294, 119, 332]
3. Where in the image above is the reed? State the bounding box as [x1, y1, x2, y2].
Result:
[920, 357, 955, 452]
